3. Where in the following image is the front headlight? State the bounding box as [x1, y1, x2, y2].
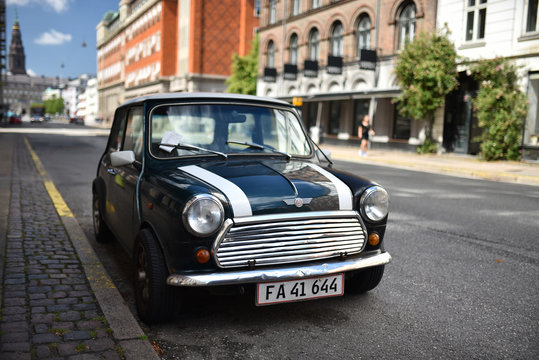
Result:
[183, 194, 224, 236]
[360, 186, 389, 222]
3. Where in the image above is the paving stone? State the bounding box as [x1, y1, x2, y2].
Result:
[47, 304, 70, 312]
[30, 299, 55, 307]
[59, 311, 82, 322]
[51, 321, 75, 331]
[3, 306, 26, 314]
[1, 341, 31, 352]
[35, 344, 51, 358]
[31, 313, 55, 324]
[3, 297, 26, 306]
[2, 313, 26, 322]
[1, 331, 29, 342]
[34, 323, 50, 333]
[64, 330, 92, 341]
[74, 303, 97, 311]
[84, 338, 116, 352]
[57, 342, 80, 356]
[33, 332, 61, 344]
[1, 321, 29, 332]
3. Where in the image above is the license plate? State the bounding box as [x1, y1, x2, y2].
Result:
[256, 274, 344, 306]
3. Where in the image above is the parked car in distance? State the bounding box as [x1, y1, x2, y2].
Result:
[9, 115, 22, 124]
[69, 117, 84, 125]
[93, 93, 391, 324]
[31, 115, 44, 123]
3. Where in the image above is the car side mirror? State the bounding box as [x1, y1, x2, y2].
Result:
[111, 150, 136, 167]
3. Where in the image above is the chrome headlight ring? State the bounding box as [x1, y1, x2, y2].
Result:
[182, 194, 224, 236]
[359, 186, 389, 222]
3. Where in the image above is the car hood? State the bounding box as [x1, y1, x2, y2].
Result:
[176, 160, 353, 217]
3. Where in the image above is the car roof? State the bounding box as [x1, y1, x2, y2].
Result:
[119, 92, 292, 108]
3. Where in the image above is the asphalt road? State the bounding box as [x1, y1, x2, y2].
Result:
[25, 126, 539, 359]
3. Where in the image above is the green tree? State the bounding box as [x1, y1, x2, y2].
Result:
[470, 58, 527, 161]
[226, 35, 259, 95]
[44, 95, 64, 115]
[394, 28, 458, 153]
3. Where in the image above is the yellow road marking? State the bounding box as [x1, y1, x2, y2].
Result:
[25, 137, 75, 218]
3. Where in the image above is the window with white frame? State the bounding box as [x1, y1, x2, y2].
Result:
[289, 33, 298, 64]
[465, 0, 487, 41]
[309, 28, 319, 60]
[330, 22, 344, 56]
[267, 40, 275, 68]
[357, 14, 371, 55]
[292, 0, 301, 16]
[254, 0, 260, 17]
[269, 0, 277, 24]
[312, 0, 321, 10]
[526, 0, 538, 33]
[397, 2, 416, 50]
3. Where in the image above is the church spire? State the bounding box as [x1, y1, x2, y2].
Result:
[9, 9, 27, 75]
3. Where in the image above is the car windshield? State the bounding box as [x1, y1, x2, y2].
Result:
[150, 103, 312, 158]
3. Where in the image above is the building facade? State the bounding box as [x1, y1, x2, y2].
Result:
[4, 17, 60, 117]
[437, 0, 539, 160]
[97, 0, 259, 124]
[77, 77, 99, 125]
[256, 0, 437, 149]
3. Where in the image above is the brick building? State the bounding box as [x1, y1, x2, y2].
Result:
[256, 0, 437, 150]
[97, 0, 259, 124]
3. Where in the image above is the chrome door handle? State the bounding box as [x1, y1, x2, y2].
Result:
[107, 168, 117, 175]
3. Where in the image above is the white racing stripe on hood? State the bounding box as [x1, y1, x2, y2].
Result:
[307, 163, 353, 210]
[179, 165, 253, 217]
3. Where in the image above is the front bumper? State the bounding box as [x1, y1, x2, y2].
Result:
[167, 250, 391, 287]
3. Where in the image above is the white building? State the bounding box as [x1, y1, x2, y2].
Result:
[76, 77, 99, 124]
[437, 0, 539, 159]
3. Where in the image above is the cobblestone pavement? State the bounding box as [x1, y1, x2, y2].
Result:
[1, 138, 123, 359]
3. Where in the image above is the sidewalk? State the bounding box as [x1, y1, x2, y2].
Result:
[321, 144, 539, 186]
[0, 134, 158, 359]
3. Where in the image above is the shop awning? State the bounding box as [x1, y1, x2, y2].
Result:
[278, 88, 401, 103]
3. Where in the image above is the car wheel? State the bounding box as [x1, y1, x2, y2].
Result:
[345, 265, 385, 294]
[92, 192, 113, 243]
[134, 229, 181, 324]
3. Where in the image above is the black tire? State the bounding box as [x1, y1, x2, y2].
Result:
[134, 229, 181, 324]
[92, 192, 113, 243]
[346, 265, 385, 294]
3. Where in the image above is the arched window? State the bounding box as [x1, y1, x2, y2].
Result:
[357, 14, 371, 55]
[397, 2, 416, 50]
[269, 0, 277, 24]
[308, 28, 319, 61]
[330, 22, 344, 56]
[289, 33, 298, 65]
[267, 40, 275, 68]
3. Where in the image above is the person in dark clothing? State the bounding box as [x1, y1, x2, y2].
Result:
[358, 114, 375, 156]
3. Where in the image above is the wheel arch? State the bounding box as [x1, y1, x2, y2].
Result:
[137, 222, 174, 275]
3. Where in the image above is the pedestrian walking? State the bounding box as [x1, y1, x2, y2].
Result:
[358, 114, 375, 156]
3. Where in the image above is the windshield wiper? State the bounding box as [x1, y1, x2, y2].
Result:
[160, 142, 228, 159]
[226, 140, 291, 160]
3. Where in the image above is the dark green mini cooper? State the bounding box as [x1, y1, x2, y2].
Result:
[93, 93, 391, 324]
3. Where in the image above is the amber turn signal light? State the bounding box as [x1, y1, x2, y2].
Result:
[368, 233, 380, 246]
[195, 248, 210, 264]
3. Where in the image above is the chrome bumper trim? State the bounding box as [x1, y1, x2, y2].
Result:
[167, 251, 391, 287]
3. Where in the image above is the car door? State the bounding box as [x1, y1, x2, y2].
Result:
[104, 106, 144, 249]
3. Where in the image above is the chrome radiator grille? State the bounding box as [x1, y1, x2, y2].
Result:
[214, 211, 366, 268]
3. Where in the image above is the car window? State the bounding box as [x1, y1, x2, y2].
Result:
[108, 107, 127, 153]
[150, 104, 311, 158]
[123, 107, 144, 161]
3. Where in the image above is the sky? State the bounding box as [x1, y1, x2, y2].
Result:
[5, 0, 118, 78]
